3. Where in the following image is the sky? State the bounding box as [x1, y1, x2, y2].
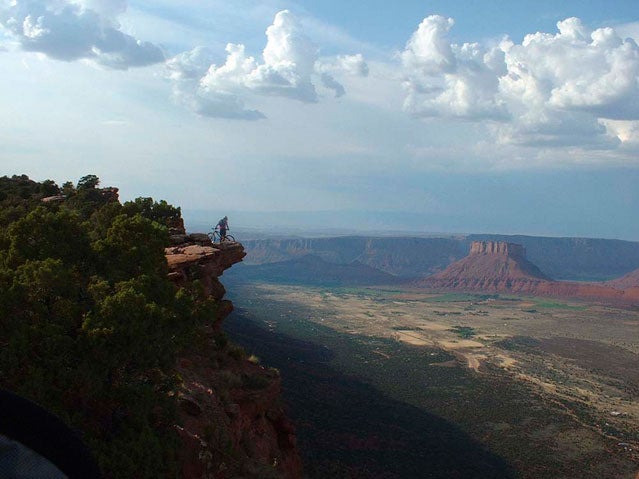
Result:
[2, 0, 639, 239]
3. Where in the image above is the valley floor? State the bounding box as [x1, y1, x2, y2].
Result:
[225, 281, 639, 479]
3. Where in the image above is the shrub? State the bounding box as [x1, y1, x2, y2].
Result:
[0, 174, 209, 478]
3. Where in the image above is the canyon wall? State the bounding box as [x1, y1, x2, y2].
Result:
[166, 239, 302, 479]
[469, 241, 525, 257]
[240, 235, 639, 281]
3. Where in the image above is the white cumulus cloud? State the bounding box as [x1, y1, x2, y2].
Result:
[168, 10, 367, 119]
[0, 0, 164, 69]
[166, 45, 265, 121]
[401, 15, 508, 121]
[401, 15, 639, 148]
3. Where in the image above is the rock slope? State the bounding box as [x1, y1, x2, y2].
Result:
[420, 241, 639, 305]
[165, 238, 303, 479]
[420, 241, 551, 293]
[606, 267, 639, 289]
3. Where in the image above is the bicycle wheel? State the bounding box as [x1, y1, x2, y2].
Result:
[207, 232, 216, 242]
[224, 235, 236, 243]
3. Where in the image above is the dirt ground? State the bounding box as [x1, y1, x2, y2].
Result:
[242, 284, 639, 470]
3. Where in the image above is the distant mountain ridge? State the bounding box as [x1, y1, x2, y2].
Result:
[418, 241, 639, 305]
[230, 254, 400, 286]
[240, 234, 639, 281]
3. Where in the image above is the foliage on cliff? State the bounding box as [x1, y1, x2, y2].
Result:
[0, 174, 215, 477]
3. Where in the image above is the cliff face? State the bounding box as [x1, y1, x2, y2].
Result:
[421, 241, 551, 292]
[420, 241, 639, 305]
[469, 241, 525, 257]
[241, 236, 466, 277]
[466, 234, 639, 281]
[165, 239, 303, 479]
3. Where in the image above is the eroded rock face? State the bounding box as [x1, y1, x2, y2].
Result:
[165, 239, 303, 479]
[419, 241, 639, 306]
[166, 243, 246, 301]
[421, 241, 551, 292]
[469, 241, 525, 257]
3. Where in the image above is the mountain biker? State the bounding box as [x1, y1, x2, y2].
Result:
[216, 216, 229, 240]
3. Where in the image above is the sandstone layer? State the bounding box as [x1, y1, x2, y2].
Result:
[420, 241, 639, 305]
[421, 241, 551, 293]
[165, 239, 303, 479]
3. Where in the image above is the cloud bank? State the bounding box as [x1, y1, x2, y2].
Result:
[401, 15, 639, 148]
[0, 0, 164, 69]
[167, 10, 369, 120]
[2, 4, 635, 154]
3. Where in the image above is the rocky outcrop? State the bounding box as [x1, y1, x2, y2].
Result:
[419, 241, 639, 305]
[420, 241, 551, 293]
[466, 234, 639, 281]
[165, 238, 303, 479]
[166, 242, 246, 305]
[469, 241, 525, 256]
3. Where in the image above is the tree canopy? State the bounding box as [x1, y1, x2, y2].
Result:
[0, 174, 210, 477]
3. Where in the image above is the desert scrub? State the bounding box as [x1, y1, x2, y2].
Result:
[450, 326, 476, 339]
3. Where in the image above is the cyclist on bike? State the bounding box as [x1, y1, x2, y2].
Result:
[216, 216, 229, 240]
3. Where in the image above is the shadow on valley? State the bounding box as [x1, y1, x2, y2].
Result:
[225, 313, 516, 479]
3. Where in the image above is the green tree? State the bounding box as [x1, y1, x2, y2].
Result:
[92, 214, 168, 283]
[77, 174, 100, 190]
[6, 207, 93, 269]
[0, 174, 204, 478]
[61, 181, 76, 196]
[39, 179, 60, 197]
[122, 197, 183, 230]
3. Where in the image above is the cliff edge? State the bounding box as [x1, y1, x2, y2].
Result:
[165, 237, 302, 479]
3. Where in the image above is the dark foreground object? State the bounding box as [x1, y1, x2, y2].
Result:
[0, 390, 101, 479]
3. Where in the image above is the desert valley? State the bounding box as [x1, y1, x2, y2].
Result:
[223, 236, 639, 478]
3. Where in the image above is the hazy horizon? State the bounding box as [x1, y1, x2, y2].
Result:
[183, 207, 639, 242]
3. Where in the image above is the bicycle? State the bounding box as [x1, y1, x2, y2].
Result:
[208, 229, 236, 244]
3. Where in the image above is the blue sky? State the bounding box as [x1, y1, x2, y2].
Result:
[1, 0, 639, 239]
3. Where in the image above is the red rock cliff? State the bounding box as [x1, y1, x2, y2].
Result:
[469, 241, 525, 257]
[420, 241, 551, 292]
[165, 237, 303, 479]
[419, 241, 639, 306]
